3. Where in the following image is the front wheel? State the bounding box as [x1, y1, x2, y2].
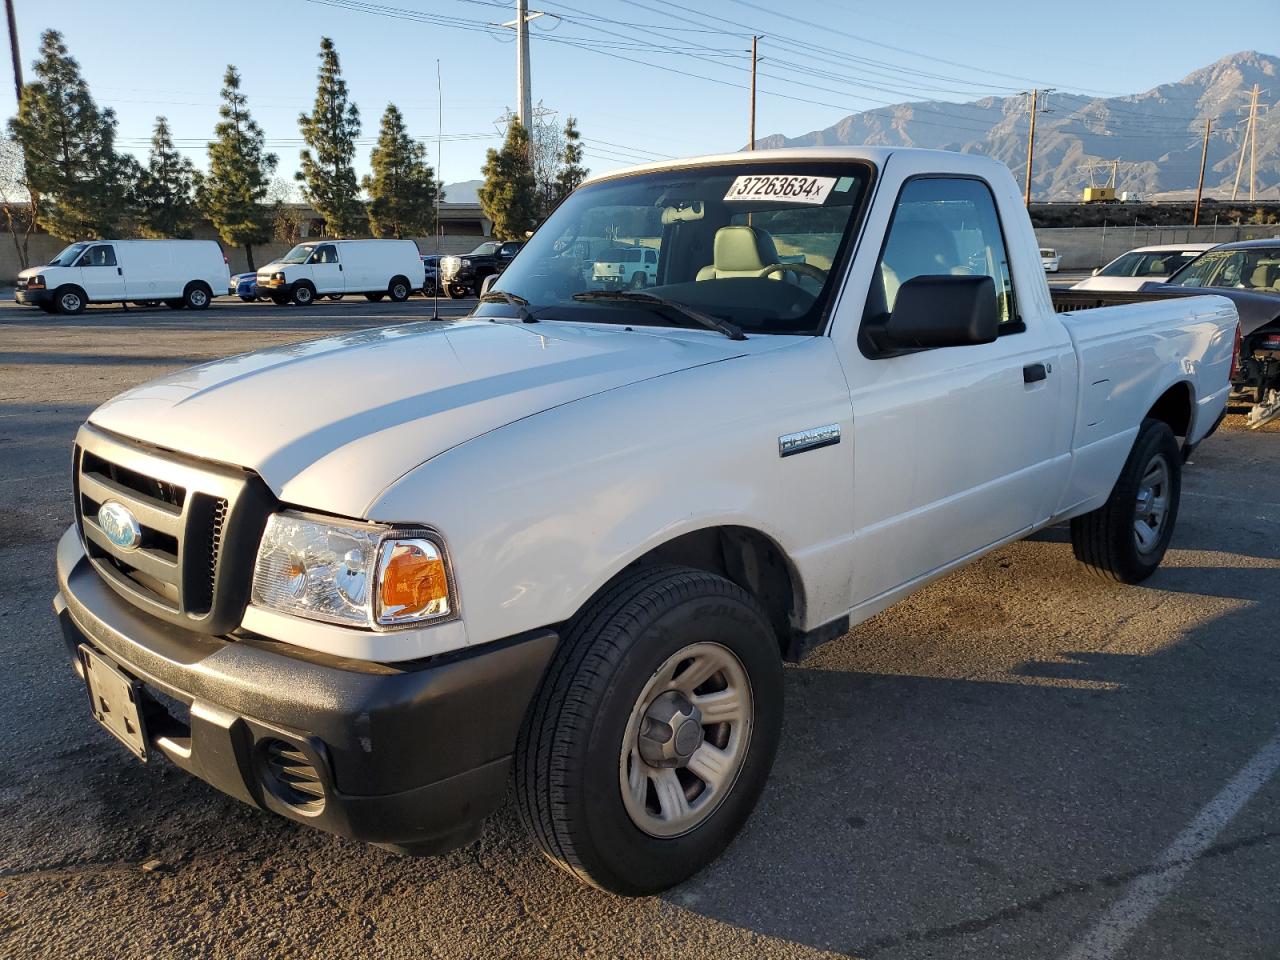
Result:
[292, 283, 315, 306]
[183, 282, 211, 310]
[54, 287, 86, 315]
[515, 565, 783, 895]
[1071, 418, 1181, 583]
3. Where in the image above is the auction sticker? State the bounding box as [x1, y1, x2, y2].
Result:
[724, 174, 836, 205]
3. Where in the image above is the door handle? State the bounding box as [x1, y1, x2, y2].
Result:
[117, 267, 122, 276]
[338, 264, 343, 271]
[1023, 362, 1049, 384]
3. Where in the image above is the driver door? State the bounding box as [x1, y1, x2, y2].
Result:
[308, 244, 343, 294]
[76, 243, 125, 301]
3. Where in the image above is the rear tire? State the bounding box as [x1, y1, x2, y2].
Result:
[1071, 418, 1181, 583]
[514, 565, 783, 896]
[629, 272, 647, 290]
[388, 276, 411, 302]
[364, 292, 385, 302]
[183, 282, 212, 310]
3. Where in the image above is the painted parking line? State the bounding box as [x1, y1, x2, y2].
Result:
[1063, 729, 1280, 960]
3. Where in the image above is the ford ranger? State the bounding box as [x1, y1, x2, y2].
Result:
[54, 148, 1238, 896]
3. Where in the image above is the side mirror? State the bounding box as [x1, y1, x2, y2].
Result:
[479, 273, 499, 297]
[878, 275, 999, 351]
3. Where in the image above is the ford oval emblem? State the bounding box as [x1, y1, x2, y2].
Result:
[98, 501, 142, 552]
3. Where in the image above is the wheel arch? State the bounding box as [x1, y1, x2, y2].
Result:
[621, 524, 809, 661]
[1145, 379, 1195, 442]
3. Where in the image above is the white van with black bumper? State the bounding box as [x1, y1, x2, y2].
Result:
[255, 239, 424, 306]
[16, 240, 229, 314]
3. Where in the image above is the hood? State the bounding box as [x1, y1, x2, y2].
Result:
[256, 260, 289, 275]
[1071, 276, 1165, 292]
[88, 319, 773, 517]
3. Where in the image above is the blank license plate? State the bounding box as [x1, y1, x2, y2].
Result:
[80, 645, 149, 762]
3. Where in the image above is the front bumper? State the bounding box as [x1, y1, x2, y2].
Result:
[15, 287, 51, 306]
[54, 527, 557, 853]
[257, 279, 295, 299]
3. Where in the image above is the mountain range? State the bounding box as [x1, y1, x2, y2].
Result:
[754, 50, 1280, 201]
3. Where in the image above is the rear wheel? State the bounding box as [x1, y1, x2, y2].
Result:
[183, 282, 212, 310]
[54, 286, 86, 315]
[388, 276, 411, 302]
[515, 565, 783, 895]
[364, 292, 385, 302]
[1071, 418, 1181, 583]
[629, 272, 647, 290]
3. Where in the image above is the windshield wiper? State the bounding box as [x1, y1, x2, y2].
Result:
[570, 290, 746, 341]
[478, 290, 537, 322]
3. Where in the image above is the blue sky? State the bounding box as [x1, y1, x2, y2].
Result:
[4, 0, 1275, 190]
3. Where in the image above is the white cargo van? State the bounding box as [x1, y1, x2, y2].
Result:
[16, 240, 229, 315]
[255, 239, 424, 306]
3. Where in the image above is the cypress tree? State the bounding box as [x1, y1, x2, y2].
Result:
[8, 30, 135, 240]
[363, 104, 436, 239]
[297, 37, 362, 237]
[197, 66, 277, 271]
[478, 119, 538, 240]
[136, 116, 199, 238]
[554, 116, 588, 205]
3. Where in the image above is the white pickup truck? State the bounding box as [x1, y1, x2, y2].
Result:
[54, 148, 1237, 897]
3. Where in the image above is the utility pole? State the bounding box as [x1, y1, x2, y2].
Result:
[515, 0, 531, 130]
[1232, 85, 1261, 202]
[1023, 89, 1050, 206]
[4, 0, 20, 107]
[748, 35, 759, 150]
[1193, 117, 1211, 227]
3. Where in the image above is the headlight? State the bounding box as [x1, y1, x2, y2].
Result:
[251, 512, 453, 629]
[27, 275, 45, 289]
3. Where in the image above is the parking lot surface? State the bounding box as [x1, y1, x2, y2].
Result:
[0, 298, 1277, 959]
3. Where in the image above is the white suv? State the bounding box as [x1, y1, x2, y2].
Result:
[592, 246, 659, 288]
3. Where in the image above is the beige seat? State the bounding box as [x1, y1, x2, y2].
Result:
[696, 225, 781, 280]
[879, 220, 969, 308]
[1248, 263, 1278, 290]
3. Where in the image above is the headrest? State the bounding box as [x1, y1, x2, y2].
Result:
[713, 225, 779, 273]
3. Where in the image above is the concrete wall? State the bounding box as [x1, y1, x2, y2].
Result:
[1033, 224, 1280, 270]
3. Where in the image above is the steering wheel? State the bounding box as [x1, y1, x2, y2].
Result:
[759, 261, 829, 284]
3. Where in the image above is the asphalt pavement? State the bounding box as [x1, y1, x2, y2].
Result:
[0, 297, 1277, 959]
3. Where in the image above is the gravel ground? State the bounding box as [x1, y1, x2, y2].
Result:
[0, 298, 1277, 959]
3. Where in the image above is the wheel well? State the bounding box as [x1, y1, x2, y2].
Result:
[1146, 382, 1193, 440]
[629, 526, 801, 657]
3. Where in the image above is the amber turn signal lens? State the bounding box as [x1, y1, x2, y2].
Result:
[376, 539, 450, 624]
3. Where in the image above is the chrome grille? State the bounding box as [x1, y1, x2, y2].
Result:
[74, 424, 274, 634]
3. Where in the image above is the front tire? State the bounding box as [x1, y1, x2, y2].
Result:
[292, 283, 315, 306]
[53, 286, 86, 315]
[515, 565, 783, 895]
[1071, 418, 1181, 583]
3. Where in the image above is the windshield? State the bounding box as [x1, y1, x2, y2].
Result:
[278, 243, 316, 265]
[481, 160, 872, 336]
[1167, 247, 1280, 290]
[49, 242, 90, 267]
[469, 241, 501, 256]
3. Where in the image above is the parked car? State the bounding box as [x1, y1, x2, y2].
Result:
[1040, 248, 1061, 272]
[54, 147, 1235, 898]
[592, 245, 659, 288]
[420, 255, 440, 296]
[16, 240, 229, 315]
[255, 239, 423, 306]
[230, 272, 259, 301]
[1070, 243, 1218, 292]
[437, 239, 523, 298]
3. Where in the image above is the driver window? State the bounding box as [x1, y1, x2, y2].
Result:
[309, 244, 337, 264]
[875, 178, 1018, 326]
[79, 245, 117, 268]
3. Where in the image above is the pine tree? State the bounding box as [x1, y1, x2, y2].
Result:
[478, 119, 538, 240]
[553, 116, 588, 206]
[8, 30, 135, 240]
[197, 66, 277, 271]
[297, 37, 362, 238]
[136, 116, 199, 238]
[363, 104, 436, 239]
